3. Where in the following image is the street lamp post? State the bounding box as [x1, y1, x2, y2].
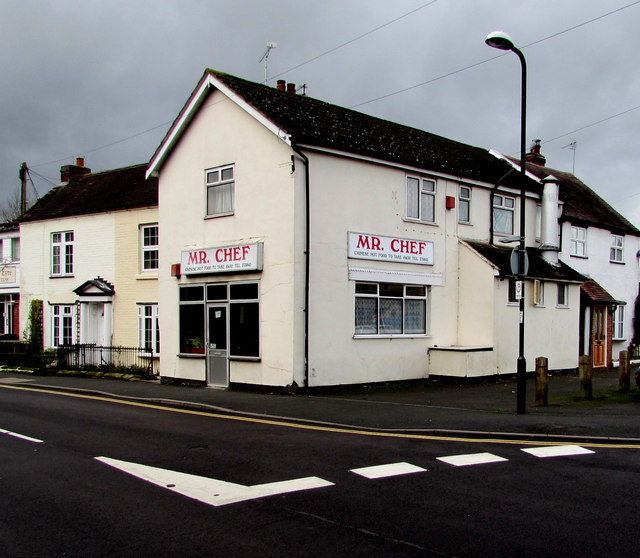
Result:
[485, 31, 528, 414]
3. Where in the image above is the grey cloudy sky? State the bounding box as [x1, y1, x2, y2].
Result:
[2, 0, 639, 224]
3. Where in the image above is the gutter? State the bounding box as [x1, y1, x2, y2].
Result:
[292, 145, 310, 390]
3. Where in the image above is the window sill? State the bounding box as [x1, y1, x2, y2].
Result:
[570, 254, 588, 259]
[205, 211, 234, 220]
[50, 274, 74, 279]
[609, 260, 625, 265]
[229, 356, 261, 362]
[178, 353, 205, 359]
[402, 217, 438, 227]
[353, 334, 430, 339]
[136, 273, 158, 280]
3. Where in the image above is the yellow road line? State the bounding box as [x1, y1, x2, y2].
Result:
[2, 383, 639, 449]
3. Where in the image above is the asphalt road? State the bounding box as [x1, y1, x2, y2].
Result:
[1, 386, 638, 557]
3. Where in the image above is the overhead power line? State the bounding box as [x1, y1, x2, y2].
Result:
[351, 0, 640, 109]
[271, 0, 440, 80]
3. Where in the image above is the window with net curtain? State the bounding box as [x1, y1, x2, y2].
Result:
[206, 164, 234, 216]
[492, 194, 515, 235]
[406, 176, 435, 223]
[355, 283, 427, 336]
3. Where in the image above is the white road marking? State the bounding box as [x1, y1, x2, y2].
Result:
[521, 445, 595, 458]
[95, 456, 334, 506]
[350, 462, 426, 479]
[0, 428, 43, 443]
[437, 452, 508, 467]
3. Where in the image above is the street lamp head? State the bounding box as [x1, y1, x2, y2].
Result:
[485, 31, 515, 51]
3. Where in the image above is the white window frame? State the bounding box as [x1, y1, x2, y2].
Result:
[406, 176, 436, 224]
[557, 284, 569, 307]
[459, 186, 471, 224]
[532, 280, 545, 307]
[206, 164, 235, 217]
[51, 231, 74, 276]
[51, 304, 75, 346]
[138, 303, 160, 355]
[570, 226, 587, 257]
[493, 194, 515, 235]
[610, 234, 624, 263]
[354, 282, 429, 337]
[140, 224, 159, 272]
[613, 305, 625, 340]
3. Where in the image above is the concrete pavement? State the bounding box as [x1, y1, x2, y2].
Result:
[1, 367, 639, 443]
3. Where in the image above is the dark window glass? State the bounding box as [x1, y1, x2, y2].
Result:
[355, 283, 377, 295]
[179, 286, 205, 302]
[207, 284, 228, 301]
[230, 283, 259, 300]
[230, 302, 259, 356]
[179, 304, 205, 353]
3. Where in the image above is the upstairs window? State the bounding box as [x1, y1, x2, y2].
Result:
[206, 164, 234, 216]
[570, 226, 587, 257]
[140, 224, 159, 271]
[493, 195, 515, 235]
[610, 234, 624, 263]
[557, 284, 569, 307]
[459, 186, 471, 223]
[51, 231, 74, 276]
[406, 176, 436, 223]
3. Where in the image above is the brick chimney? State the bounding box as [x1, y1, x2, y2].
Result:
[60, 157, 91, 183]
[276, 79, 286, 91]
[286, 82, 296, 94]
[525, 139, 546, 166]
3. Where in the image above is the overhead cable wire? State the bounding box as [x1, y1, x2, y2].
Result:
[270, 0, 440, 80]
[350, 0, 640, 109]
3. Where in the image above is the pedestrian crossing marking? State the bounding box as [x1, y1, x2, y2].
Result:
[350, 462, 426, 479]
[437, 452, 508, 467]
[521, 445, 595, 458]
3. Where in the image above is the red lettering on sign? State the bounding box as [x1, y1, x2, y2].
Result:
[390, 239, 427, 255]
[215, 245, 251, 262]
[187, 251, 209, 264]
[356, 235, 383, 251]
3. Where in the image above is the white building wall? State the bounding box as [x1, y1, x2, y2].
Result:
[559, 222, 640, 358]
[20, 213, 116, 347]
[157, 88, 302, 385]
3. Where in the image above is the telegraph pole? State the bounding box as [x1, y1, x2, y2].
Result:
[19, 162, 28, 216]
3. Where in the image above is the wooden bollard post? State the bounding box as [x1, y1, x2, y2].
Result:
[619, 350, 630, 393]
[579, 355, 593, 400]
[535, 357, 548, 407]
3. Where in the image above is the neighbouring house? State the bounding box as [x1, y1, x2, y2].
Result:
[146, 69, 594, 389]
[521, 141, 640, 368]
[0, 221, 20, 338]
[19, 160, 159, 361]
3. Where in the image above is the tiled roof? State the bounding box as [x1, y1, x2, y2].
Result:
[20, 164, 157, 222]
[151, 69, 540, 193]
[522, 161, 639, 236]
[580, 278, 617, 305]
[464, 240, 586, 283]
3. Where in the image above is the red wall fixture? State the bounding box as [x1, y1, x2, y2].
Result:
[446, 196, 456, 209]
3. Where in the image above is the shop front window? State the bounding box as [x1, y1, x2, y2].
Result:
[355, 282, 427, 336]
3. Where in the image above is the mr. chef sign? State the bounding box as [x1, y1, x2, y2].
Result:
[181, 242, 263, 275]
[348, 232, 433, 265]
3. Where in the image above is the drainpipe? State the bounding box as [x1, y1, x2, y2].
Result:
[292, 145, 310, 390]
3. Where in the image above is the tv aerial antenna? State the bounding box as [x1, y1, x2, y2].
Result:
[562, 140, 577, 174]
[259, 42, 277, 84]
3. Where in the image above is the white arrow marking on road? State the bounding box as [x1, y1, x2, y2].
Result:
[521, 445, 595, 458]
[0, 428, 43, 443]
[95, 456, 334, 507]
